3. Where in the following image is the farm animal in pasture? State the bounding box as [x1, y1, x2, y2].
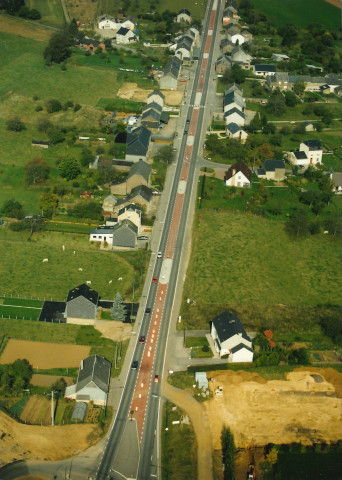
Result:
[42, 258, 48, 263]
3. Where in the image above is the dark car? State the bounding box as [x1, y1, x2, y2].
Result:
[145, 307, 151, 314]
[131, 360, 138, 369]
[139, 335, 145, 344]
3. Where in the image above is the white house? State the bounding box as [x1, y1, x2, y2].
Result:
[288, 150, 309, 168]
[226, 123, 248, 143]
[176, 8, 191, 23]
[226, 26, 245, 45]
[65, 355, 111, 406]
[224, 107, 245, 126]
[210, 311, 253, 362]
[224, 160, 251, 187]
[253, 64, 276, 77]
[121, 16, 136, 31]
[263, 159, 286, 181]
[299, 139, 323, 165]
[116, 27, 136, 44]
[98, 15, 117, 30]
[330, 172, 342, 194]
[117, 204, 141, 230]
[90, 226, 114, 245]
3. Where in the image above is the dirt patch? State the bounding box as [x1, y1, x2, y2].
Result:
[205, 369, 342, 450]
[30, 374, 74, 387]
[64, 0, 97, 25]
[117, 83, 183, 106]
[95, 320, 132, 342]
[0, 410, 97, 468]
[324, 0, 341, 7]
[0, 15, 51, 41]
[0, 340, 90, 369]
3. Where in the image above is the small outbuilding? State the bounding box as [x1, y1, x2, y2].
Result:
[195, 372, 208, 389]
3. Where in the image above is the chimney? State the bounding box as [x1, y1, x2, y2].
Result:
[232, 168, 236, 176]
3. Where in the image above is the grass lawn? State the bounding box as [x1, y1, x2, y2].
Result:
[0, 305, 41, 320]
[275, 450, 342, 479]
[0, 32, 118, 106]
[0, 229, 149, 300]
[1, 298, 44, 308]
[250, 0, 341, 30]
[185, 337, 209, 348]
[181, 211, 342, 330]
[26, 0, 65, 28]
[161, 401, 197, 480]
[96, 97, 145, 114]
[99, 0, 205, 20]
[247, 102, 342, 122]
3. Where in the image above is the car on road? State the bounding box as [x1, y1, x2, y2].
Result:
[145, 307, 151, 314]
[152, 276, 158, 283]
[139, 335, 145, 344]
[131, 360, 138, 369]
[154, 374, 159, 383]
[138, 235, 148, 241]
[157, 251, 162, 258]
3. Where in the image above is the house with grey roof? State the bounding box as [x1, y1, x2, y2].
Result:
[224, 90, 245, 113]
[266, 72, 290, 91]
[175, 35, 193, 61]
[89, 226, 114, 245]
[263, 159, 286, 181]
[222, 5, 239, 25]
[300, 139, 323, 165]
[65, 355, 111, 406]
[288, 150, 308, 168]
[126, 159, 151, 192]
[125, 126, 151, 162]
[160, 56, 181, 89]
[115, 185, 153, 214]
[210, 311, 253, 362]
[226, 122, 248, 143]
[147, 89, 165, 108]
[220, 38, 234, 54]
[141, 107, 162, 129]
[230, 45, 252, 68]
[253, 64, 276, 76]
[112, 219, 138, 248]
[225, 83, 243, 95]
[116, 26, 136, 44]
[215, 55, 231, 74]
[226, 25, 244, 45]
[66, 284, 99, 325]
[224, 107, 245, 126]
[272, 53, 290, 62]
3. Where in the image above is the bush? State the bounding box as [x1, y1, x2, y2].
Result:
[68, 201, 102, 220]
[35, 105, 43, 112]
[74, 104, 81, 112]
[46, 99, 62, 113]
[6, 117, 26, 132]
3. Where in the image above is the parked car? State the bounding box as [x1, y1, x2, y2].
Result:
[138, 235, 148, 241]
[157, 252, 162, 258]
[154, 374, 159, 383]
[145, 307, 151, 314]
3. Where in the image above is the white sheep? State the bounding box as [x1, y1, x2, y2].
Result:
[73, 251, 76, 255]
[62, 245, 65, 251]
[108, 280, 112, 284]
[86, 280, 91, 285]
[118, 277, 123, 281]
[42, 258, 48, 263]
[78, 268, 83, 271]
[323, 231, 329, 234]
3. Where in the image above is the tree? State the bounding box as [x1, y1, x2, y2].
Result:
[1, 0, 25, 14]
[51, 378, 67, 397]
[47, 127, 65, 145]
[44, 33, 71, 65]
[2, 198, 24, 219]
[293, 81, 305, 96]
[267, 90, 286, 116]
[263, 122, 276, 134]
[27, 8, 41, 19]
[221, 426, 236, 480]
[58, 155, 81, 180]
[284, 91, 298, 107]
[80, 147, 94, 167]
[158, 145, 173, 164]
[266, 446, 279, 466]
[45, 99, 62, 113]
[25, 158, 49, 185]
[39, 191, 58, 218]
[259, 143, 274, 159]
[278, 24, 298, 47]
[285, 208, 310, 237]
[37, 118, 52, 133]
[111, 293, 126, 322]
[6, 117, 26, 132]
[324, 214, 342, 236]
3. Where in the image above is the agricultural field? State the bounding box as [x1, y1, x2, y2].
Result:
[0, 14, 52, 41]
[20, 396, 52, 425]
[0, 230, 148, 300]
[250, 0, 341, 30]
[0, 339, 90, 368]
[26, 0, 66, 28]
[31, 374, 74, 386]
[181, 211, 342, 330]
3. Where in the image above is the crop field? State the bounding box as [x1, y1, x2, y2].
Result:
[181, 211, 342, 329]
[0, 230, 148, 300]
[30, 374, 74, 386]
[0, 339, 90, 368]
[20, 396, 51, 425]
[26, 0, 65, 28]
[251, 0, 341, 30]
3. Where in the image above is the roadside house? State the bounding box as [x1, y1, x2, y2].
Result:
[300, 139, 323, 165]
[117, 203, 142, 230]
[230, 45, 252, 68]
[210, 311, 253, 362]
[225, 122, 248, 143]
[224, 160, 251, 187]
[226, 25, 245, 45]
[79, 38, 105, 52]
[112, 219, 138, 248]
[176, 8, 191, 23]
[220, 38, 234, 54]
[147, 89, 165, 108]
[125, 126, 151, 162]
[89, 226, 114, 245]
[159, 56, 182, 89]
[215, 55, 232, 74]
[224, 107, 245, 126]
[64, 355, 111, 406]
[116, 27, 136, 44]
[114, 185, 153, 214]
[65, 284, 99, 325]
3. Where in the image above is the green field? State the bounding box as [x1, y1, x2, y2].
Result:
[0, 305, 41, 320]
[275, 450, 342, 479]
[1, 297, 44, 308]
[181, 211, 342, 329]
[161, 401, 197, 480]
[99, 0, 205, 20]
[251, 0, 341, 30]
[0, 229, 148, 300]
[26, 0, 65, 28]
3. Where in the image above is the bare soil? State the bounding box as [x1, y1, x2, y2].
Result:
[30, 374, 74, 387]
[0, 339, 90, 369]
[324, 0, 341, 7]
[205, 369, 342, 450]
[95, 320, 132, 342]
[20, 397, 51, 425]
[117, 83, 184, 106]
[0, 410, 97, 467]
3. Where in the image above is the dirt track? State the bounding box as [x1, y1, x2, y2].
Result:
[0, 339, 90, 369]
[205, 369, 342, 449]
[0, 410, 97, 467]
[162, 382, 213, 480]
[324, 0, 341, 7]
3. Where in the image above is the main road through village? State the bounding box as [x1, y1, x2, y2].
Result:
[0, 1, 222, 479]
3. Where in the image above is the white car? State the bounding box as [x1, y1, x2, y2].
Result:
[157, 252, 162, 258]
